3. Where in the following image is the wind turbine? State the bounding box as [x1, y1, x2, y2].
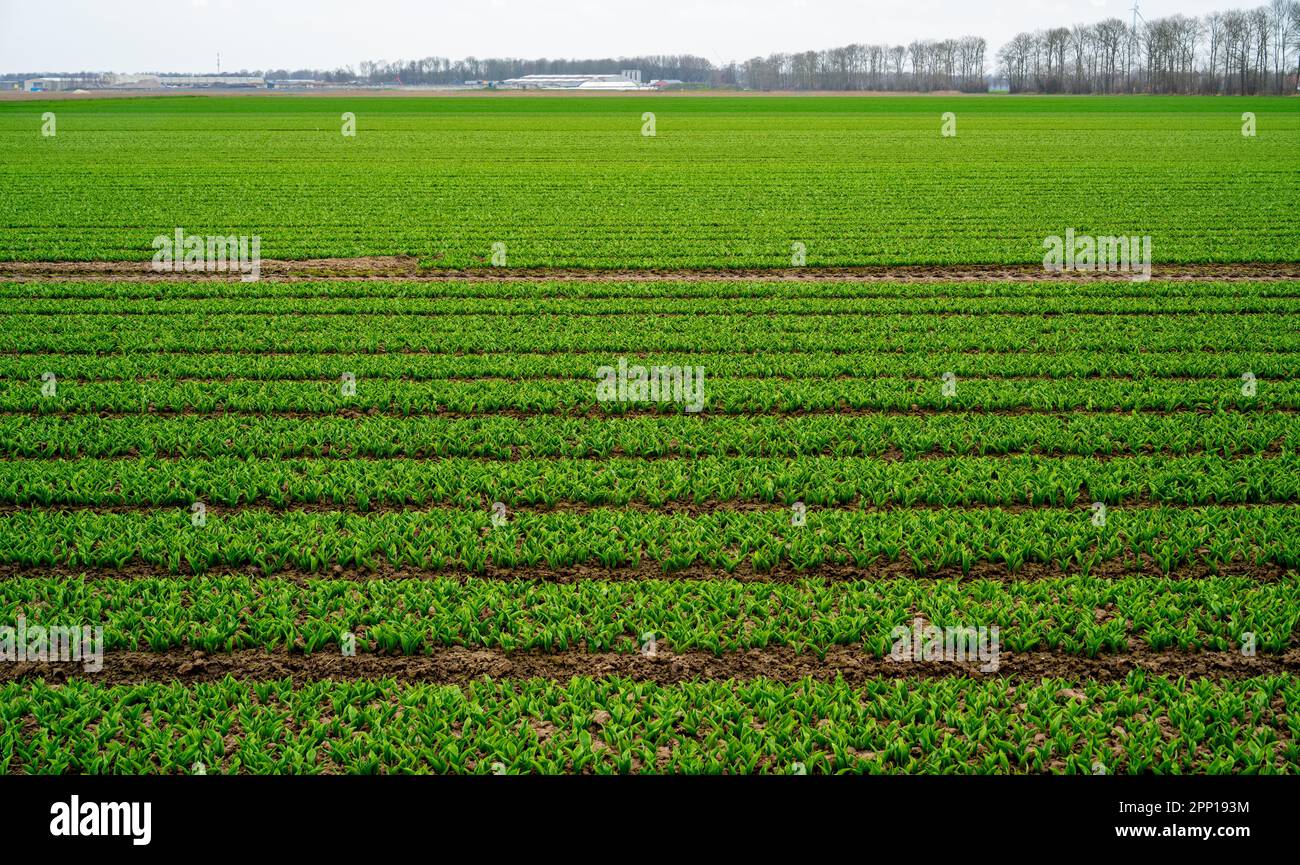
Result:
[1128, 3, 1147, 91]
[1130, 3, 1147, 35]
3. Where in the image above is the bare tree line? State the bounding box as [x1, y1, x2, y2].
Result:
[999, 1, 1300, 93]
[11, 3, 1300, 94]
[736, 38, 988, 91]
[345, 55, 715, 85]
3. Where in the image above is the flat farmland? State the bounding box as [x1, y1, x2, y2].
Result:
[0, 95, 1296, 775]
[0, 95, 1297, 265]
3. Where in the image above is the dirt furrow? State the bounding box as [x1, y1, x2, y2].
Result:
[0, 558, 1290, 584]
[0, 446, 1289, 462]
[3, 645, 1295, 686]
[4, 406, 1295, 419]
[0, 497, 1294, 517]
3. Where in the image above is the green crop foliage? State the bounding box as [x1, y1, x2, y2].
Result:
[0, 574, 1295, 655]
[0, 93, 1296, 775]
[4, 310, 1298, 354]
[0, 453, 1294, 509]
[5, 411, 1294, 459]
[2, 674, 1296, 774]
[0, 505, 1295, 575]
[7, 375, 1300, 414]
[1, 95, 1297, 265]
[2, 278, 1295, 301]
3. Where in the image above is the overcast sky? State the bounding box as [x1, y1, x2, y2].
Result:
[1, 0, 1240, 73]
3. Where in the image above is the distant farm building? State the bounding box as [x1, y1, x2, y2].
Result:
[24, 77, 77, 92]
[162, 76, 265, 88]
[266, 79, 330, 89]
[101, 74, 267, 89]
[499, 73, 651, 91]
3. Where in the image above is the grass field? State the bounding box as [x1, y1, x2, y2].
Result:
[0, 95, 1297, 774]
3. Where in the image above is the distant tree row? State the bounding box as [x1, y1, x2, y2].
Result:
[320, 55, 716, 85]
[999, 1, 1300, 94]
[735, 38, 989, 91]
[336, 40, 993, 93]
[10, 3, 1300, 94]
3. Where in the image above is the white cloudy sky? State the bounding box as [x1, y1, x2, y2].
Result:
[1, 0, 1240, 73]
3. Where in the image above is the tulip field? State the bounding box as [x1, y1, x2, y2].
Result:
[1, 94, 1298, 265]
[0, 94, 1297, 774]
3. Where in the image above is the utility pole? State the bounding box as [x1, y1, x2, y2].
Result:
[217, 52, 221, 74]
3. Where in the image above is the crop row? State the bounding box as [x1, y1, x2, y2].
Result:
[1, 454, 1294, 509]
[4, 279, 1298, 301]
[5, 349, 1299, 381]
[0, 574, 1296, 654]
[6, 673, 1295, 774]
[8, 377, 1296, 414]
[0, 505, 1296, 574]
[5, 313, 1298, 353]
[6, 412, 1294, 459]
[7, 295, 1300, 317]
[2, 96, 1296, 266]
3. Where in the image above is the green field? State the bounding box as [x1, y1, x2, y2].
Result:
[1, 95, 1298, 265]
[0, 95, 1297, 774]
[7, 676, 1295, 774]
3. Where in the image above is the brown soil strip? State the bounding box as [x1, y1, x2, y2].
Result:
[3, 645, 1295, 687]
[16, 346, 1295, 358]
[4, 260, 1300, 282]
[0, 445, 1289, 462]
[0, 558, 1290, 585]
[0, 496, 1292, 518]
[5, 405, 1294, 419]
[11, 372, 1273, 384]
[8, 308, 1297, 318]
[9, 289, 1300, 301]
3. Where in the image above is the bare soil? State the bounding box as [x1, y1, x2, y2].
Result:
[0, 557, 1288, 585]
[2, 644, 1293, 686]
[0, 496, 1290, 518]
[5, 406, 1290, 420]
[2, 443, 1287, 461]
